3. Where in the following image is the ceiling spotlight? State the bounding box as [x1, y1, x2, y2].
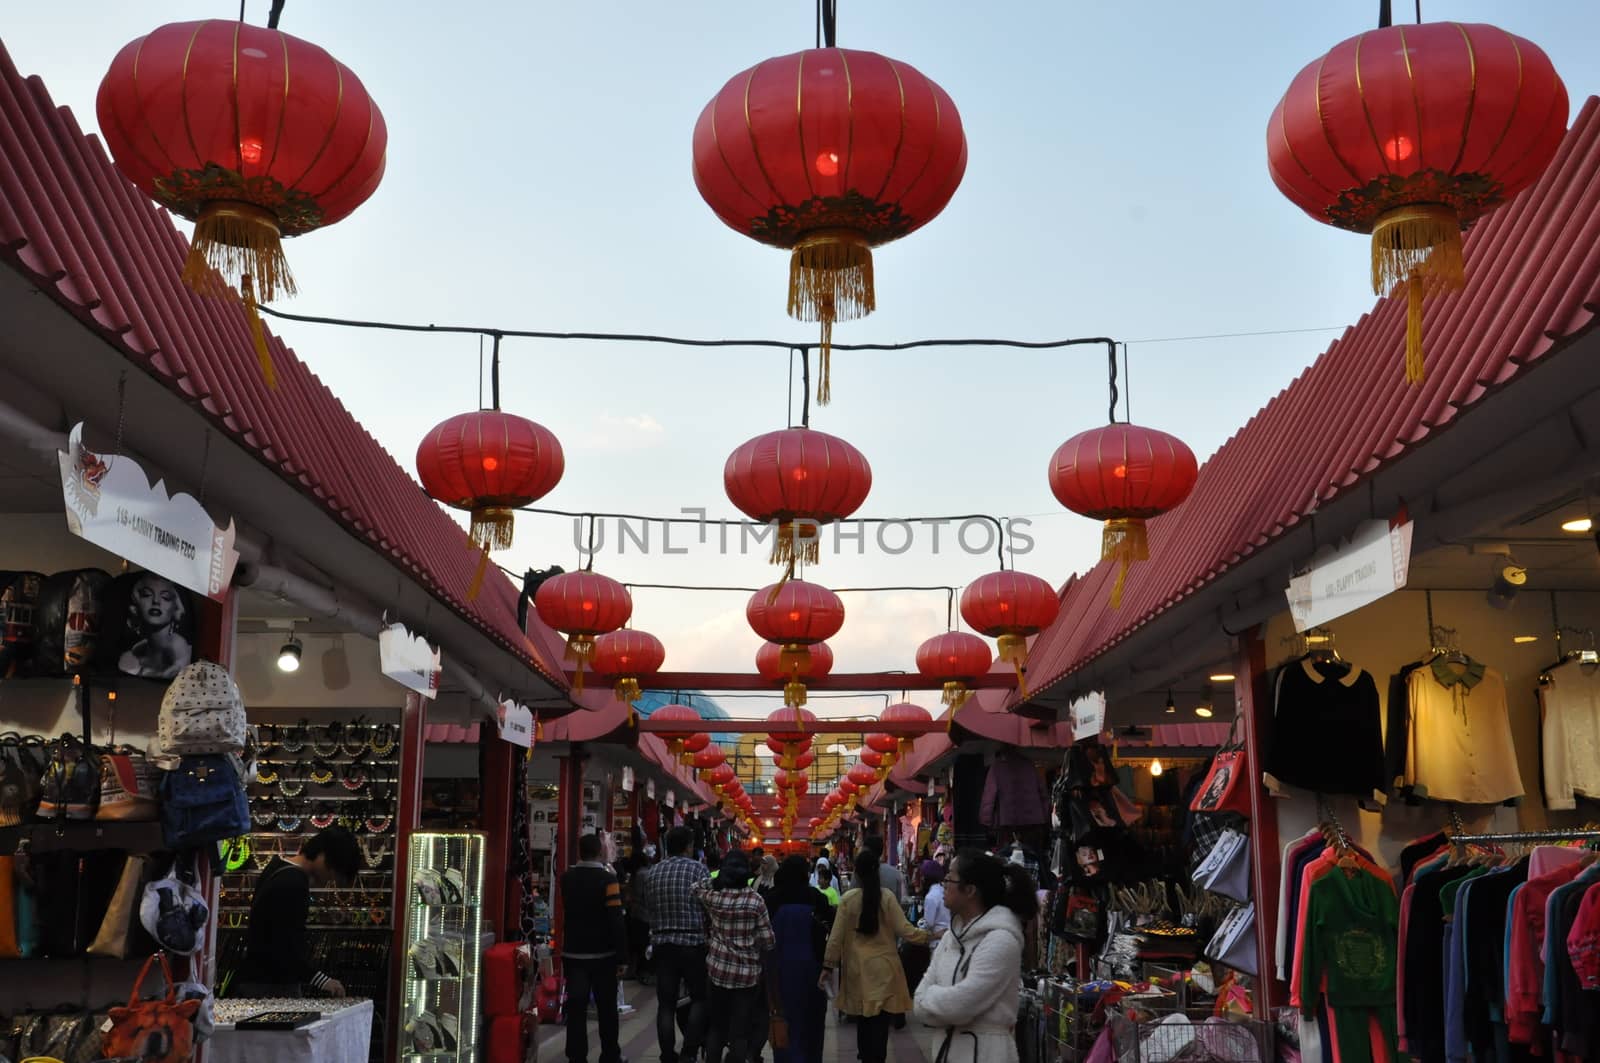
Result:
[1560, 516, 1593, 533]
[1194, 683, 1215, 718]
[1208, 673, 1236, 683]
[1165, 690, 1176, 714]
[1149, 759, 1164, 777]
[1513, 635, 1539, 644]
[1194, 705, 1215, 718]
[1487, 558, 1527, 610]
[277, 634, 303, 673]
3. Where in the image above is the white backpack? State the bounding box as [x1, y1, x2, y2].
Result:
[158, 661, 247, 755]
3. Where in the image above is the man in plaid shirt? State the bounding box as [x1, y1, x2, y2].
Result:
[638, 826, 709, 1063]
[694, 850, 775, 1063]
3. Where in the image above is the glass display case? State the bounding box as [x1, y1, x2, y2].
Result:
[401, 831, 484, 1061]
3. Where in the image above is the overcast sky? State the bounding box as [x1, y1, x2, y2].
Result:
[8, 2, 1598, 720]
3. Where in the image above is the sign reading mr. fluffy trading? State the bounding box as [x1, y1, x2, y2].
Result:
[58, 423, 239, 601]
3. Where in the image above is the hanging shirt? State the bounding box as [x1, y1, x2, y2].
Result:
[1506, 860, 1584, 1045]
[1265, 658, 1387, 804]
[1460, 859, 1528, 1061]
[1569, 882, 1600, 990]
[1298, 865, 1400, 1030]
[1403, 660, 1523, 804]
[1538, 662, 1600, 810]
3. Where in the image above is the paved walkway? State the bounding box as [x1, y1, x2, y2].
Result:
[537, 978, 932, 1062]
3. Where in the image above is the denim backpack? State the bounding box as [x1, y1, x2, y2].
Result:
[159, 754, 248, 848]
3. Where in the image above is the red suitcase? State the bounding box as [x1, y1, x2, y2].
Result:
[484, 1013, 526, 1063]
[483, 942, 522, 1017]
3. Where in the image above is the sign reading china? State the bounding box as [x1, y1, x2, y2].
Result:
[1286, 518, 1414, 633]
[378, 622, 442, 700]
[58, 423, 239, 601]
[1069, 691, 1107, 742]
[496, 701, 533, 747]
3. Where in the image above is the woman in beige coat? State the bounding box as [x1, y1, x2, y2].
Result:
[820, 850, 933, 1063]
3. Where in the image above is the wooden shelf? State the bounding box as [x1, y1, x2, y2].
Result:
[0, 819, 166, 853]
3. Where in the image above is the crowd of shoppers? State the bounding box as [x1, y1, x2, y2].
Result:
[556, 829, 1034, 1063]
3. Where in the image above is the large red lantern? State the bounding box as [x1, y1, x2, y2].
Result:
[1049, 423, 1198, 608]
[961, 571, 1060, 698]
[882, 701, 933, 759]
[416, 410, 565, 595]
[915, 633, 993, 711]
[534, 572, 633, 690]
[592, 629, 666, 708]
[693, 48, 967, 403]
[650, 704, 704, 762]
[750, 582, 844, 721]
[725, 428, 872, 566]
[1268, 22, 1567, 384]
[97, 20, 386, 386]
[692, 747, 728, 782]
[758, 640, 835, 716]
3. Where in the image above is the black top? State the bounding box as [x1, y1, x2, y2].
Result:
[1554, 883, 1595, 1059]
[238, 857, 328, 990]
[1264, 656, 1385, 800]
[559, 862, 627, 959]
[1460, 859, 1526, 1061]
[1404, 865, 1472, 1063]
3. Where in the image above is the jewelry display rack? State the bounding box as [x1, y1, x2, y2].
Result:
[216, 712, 402, 1063]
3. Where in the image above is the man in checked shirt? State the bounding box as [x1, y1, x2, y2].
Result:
[638, 826, 710, 1062]
[694, 850, 776, 1063]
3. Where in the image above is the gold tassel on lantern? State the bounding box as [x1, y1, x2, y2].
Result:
[564, 634, 598, 693]
[942, 681, 972, 710]
[470, 507, 517, 551]
[772, 520, 822, 566]
[1102, 517, 1150, 610]
[997, 632, 1031, 697]
[466, 538, 491, 601]
[614, 678, 642, 704]
[788, 230, 874, 407]
[1370, 205, 1465, 386]
[181, 203, 294, 389]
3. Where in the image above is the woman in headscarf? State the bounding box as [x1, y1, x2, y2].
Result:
[765, 856, 834, 1063]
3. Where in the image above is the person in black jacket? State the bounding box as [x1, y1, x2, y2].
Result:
[232, 827, 363, 997]
[560, 832, 628, 1063]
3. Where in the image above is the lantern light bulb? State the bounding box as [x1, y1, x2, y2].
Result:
[240, 137, 263, 164]
[792, 468, 809, 481]
[582, 600, 595, 612]
[1150, 759, 1164, 777]
[789, 610, 801, 621]
[1113, 464, 1127, 479]
[815, 151, 840, 176]
[482, 455, 499, 471]
[1383, 134, 1414, 162]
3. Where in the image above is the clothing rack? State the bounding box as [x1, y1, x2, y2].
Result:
[1445, 828, 1600, 845]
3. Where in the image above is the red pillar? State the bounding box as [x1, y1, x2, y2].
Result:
[551, 747, 586, 962]
[480, 734, 516, 938]
[389, 692, 427, 1059]
[1234, 627, 1284, 1011]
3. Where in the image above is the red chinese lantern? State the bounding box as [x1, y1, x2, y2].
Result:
[592, 629, 666, 722]
[765, 706, 818, 771]
[708, 764, 736, 790]
[693, 48, 967, 403]
[837, 779, 859, 797]
[750, 583, 844, 723]
[860, 751, 888, 781]
[915, 633, 993, 711]
[864, 733, 899, 770]
[650, 704, 704, 762]
[758, 640, 835, 717]
[1048, 423, 1198, 609]
[680, 732, 711, 764]
[847, 765, 877, 789]
[417, 410, 565, 597]
[693, 747, 728, 784]
[882, 701, 933, 759]
[961, 571, 1060, 698]
[1267, 22, 1567, 384]
[725, 427, 872, 566]
[534, 571, 632, 690]
[97, 20, 386, 386]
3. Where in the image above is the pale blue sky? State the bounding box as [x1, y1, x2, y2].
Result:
[8, 3, 1598, 716]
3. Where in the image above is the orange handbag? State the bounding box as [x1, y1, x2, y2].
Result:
[101, 951, 201, 1063]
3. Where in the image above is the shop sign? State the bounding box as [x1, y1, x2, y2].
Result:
[645, 779, 656, 800]
[496, 700, 533, 747]
[1070, 691, 1106, 741]
[664, 789, 676, 809]
[621, 766, 634, 792]
[58, 423, 239, 601]
[379, 621, 441, 699]
[1286, 518, 1414, 632]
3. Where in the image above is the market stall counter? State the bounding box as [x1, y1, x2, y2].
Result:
[208, 998, 373, 1063]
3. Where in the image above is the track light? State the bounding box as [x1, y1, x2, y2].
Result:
[1165, 690, 1176, 714]
[1486, 558, 1527, 610]
[1194, 683, 1215, 718]
[277, 634, 303, 673]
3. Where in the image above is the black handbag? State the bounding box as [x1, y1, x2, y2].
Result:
[36, 733, 102, 821]
[0, 570, 45, 677]
[32, 568, 113, 676]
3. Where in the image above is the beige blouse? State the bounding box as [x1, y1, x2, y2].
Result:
[1403, 660, 1523, 805]
[1540, 662, 1600, 811]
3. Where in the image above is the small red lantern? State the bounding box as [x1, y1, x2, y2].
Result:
[592, 630, 666, 717]
[882, 702, 933, 759]
[693, 48, 967, 403]
[758, 640, 835, 716]
[915, 632, 993, 711]
[961, 571, 1060, 698]
[649, 704, 704, 761]
[1049, 423, 1198, 608]
[750, 583, 844, 721]
[417, 410, 565, 588]
[725, 427, 872, 566]
[708, 764, 737, 790]
[864, 733, 899, 771]
[534, 571, 633, 690]
[97, 20, 386, 386]
[681, 732, 711, 763]
[837, 779, 859, 797]
[847, 765, 877, 789]
[1267, 23, 1567, 383]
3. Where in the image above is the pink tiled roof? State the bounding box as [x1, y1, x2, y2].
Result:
[1023, 98, 1600, 702]
[0, 43, 568, 689]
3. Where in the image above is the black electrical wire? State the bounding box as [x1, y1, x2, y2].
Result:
[267, 0, 285, 28]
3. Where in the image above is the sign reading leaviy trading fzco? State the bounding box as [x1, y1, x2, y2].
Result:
[58, 423, 239, 601]
[1286, 518, 1414, 633]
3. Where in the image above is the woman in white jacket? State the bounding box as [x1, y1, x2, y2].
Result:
[911, 849, 1038, 1063]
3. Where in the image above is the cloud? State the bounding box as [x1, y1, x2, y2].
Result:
[578, 413, 665, 451]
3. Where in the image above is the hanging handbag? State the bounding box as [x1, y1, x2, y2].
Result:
[96, 745, 160, 821]
[1198, 829, 1252, 903]
[1189, 716, 1252, 817]
[159, 753, 248, 848]
[30, 568, 112, 677]
[89, 854, 152, 959]
[1204, 902, 1257, 976]
[140, 858, 209, 957]
[102, 570, 197, 681]
[0, 730, 40, 826]
[0, 570, 45, 677]
[157, 660, 245, 755]
[0, 854, 17, 958]
[101, 951, 202, 1063]
[35, 733, 101, 820]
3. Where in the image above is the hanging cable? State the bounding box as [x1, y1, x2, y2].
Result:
[1121, 343, 1132, 423]
[477, 334, 484, 410]
[267, 0, 285, 28]
[1107, 342, 1119, 424]
[490, 332, 503, 410]
[801, 348, 812, 427]
[1378, 0, 1392, 28]
[820, 0, 838, 47]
